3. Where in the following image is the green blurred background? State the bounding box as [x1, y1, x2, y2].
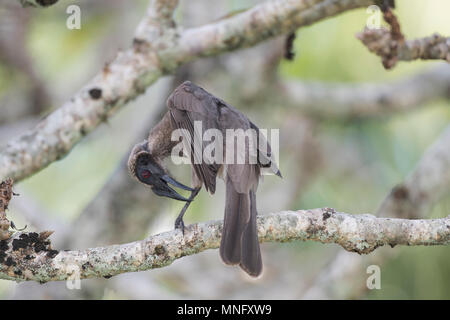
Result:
[0, 0, 449, 299]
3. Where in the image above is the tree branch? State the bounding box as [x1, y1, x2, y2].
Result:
[170, 0, 372, 63]
[358, 29, 450, 68]
[281, 65, 450, 119]
[1, 208, 449, 283]
[357, 7, 449, 69]
[0, 179, 14, 240]
[0, 0, 376, 182]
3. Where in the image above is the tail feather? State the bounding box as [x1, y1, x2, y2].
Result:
[239, 190, 262, 277]
[220, 179, 248, 265]
[220, 179, 262, 277]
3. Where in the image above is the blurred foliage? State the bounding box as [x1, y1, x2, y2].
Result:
[0, 0, 449, 299]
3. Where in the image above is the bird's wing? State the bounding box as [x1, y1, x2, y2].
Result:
[167, 81, 221, 194]
[249, 120, 282, 177]
[216, 100, 261, 193]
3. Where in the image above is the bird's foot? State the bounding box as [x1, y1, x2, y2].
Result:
[174, 216, 185, 235]
[173, 187, 201, 235]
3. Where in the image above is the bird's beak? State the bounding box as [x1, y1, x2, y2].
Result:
[161, 175, 194, 191]
[153, 174, 194, 202]
[157, 184, 191, 202]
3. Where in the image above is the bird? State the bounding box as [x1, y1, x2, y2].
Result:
[128, 81, 281, 277]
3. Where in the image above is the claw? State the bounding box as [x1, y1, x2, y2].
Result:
[174, 216, 185, 235]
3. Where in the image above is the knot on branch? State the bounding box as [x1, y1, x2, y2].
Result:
[358, 8, 449, 68]
[356, 27, 398, 69]
[357, 8, 404, 69]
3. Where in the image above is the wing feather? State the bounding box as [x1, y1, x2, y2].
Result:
[167, 82, 221, 193]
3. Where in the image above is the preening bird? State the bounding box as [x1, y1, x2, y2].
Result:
[128, 81, 281, 277]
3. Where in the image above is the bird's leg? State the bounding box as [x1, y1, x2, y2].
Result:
[174, 187, 201, 234]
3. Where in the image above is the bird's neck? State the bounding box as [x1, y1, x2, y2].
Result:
[148, 111, 177, 160]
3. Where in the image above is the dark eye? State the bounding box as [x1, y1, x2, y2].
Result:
[141, 170, 151, 179]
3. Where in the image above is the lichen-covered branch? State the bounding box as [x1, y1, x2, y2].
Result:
[0, 0, 377, 182]
[358, 29, 450, 68]
[170, 0, 373, 64]
[1, 208, 449, 283]
[357, 7, 449, 69]
[0, 179, 14, 240]
[17, 0, 58, 8]
[282, 65, 450, 119]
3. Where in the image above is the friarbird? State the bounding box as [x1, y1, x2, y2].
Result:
[128, 81, 281, 277]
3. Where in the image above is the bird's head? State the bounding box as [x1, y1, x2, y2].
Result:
[128, 141, 193, 202]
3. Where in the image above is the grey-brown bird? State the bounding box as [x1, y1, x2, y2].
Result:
[128, 81, 281, 277]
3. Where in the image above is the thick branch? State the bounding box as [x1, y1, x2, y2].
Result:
[1, 208, 449, 283]
[170, 0, 372, 63]
[0, 0, 376, 182]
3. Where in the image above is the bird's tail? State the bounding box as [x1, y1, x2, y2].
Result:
[220, 178, 262, 277]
